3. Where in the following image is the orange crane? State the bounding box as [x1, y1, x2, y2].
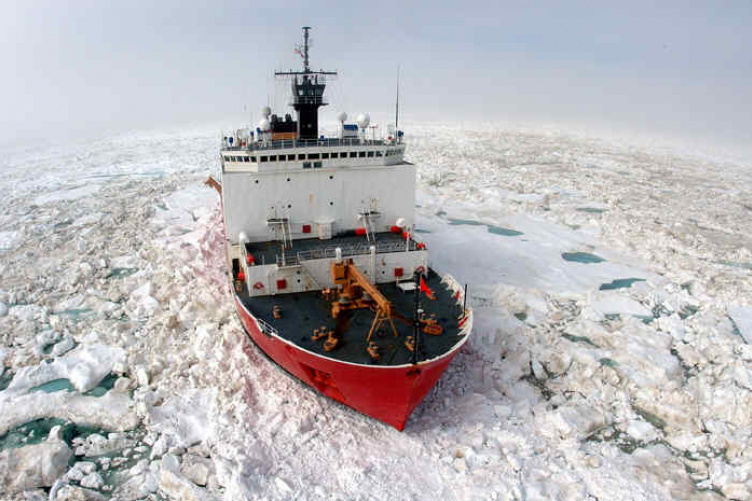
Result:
[327, 259, 444, 358]
[330, 259, 402, 342]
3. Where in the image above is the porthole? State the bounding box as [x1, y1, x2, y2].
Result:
[287, 177, 291, 182]
[329, 175, 334, 180]
[287, 204, 292, 208]
[329, 201, 334, 206]
[254, 180, 259, 184]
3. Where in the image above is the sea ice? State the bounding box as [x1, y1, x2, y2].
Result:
[728, 305, 752, 343]
[0, 230, 22, 251]
[0, 123, 749, 500]
[0, 427, 72, 494]
[148, 389, 216, 449]
[5, 343, 125, 394]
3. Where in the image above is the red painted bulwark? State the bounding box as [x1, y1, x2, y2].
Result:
[234, 295, 462, 430]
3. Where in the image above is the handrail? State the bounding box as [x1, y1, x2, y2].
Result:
[441, 274, 473, 337]
[276, 239, 416, 267]
[223, 137, 404, 152]
[255, 317, 278, 337]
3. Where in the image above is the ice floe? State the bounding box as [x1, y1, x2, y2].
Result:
[0, 123, 749, 500]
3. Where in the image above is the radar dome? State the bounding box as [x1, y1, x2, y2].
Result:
[258, 119, 271, 131]
[337, 111, 348, 123]
[356, 113, 370, 129]
[261, 106, 271, 118]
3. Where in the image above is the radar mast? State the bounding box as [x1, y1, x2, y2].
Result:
[275, 27, 337, 140]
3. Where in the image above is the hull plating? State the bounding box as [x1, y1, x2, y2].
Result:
[234, 294, 468, 430]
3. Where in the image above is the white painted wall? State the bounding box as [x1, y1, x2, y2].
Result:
[222, 162, 416, 244]
[242, 248, 428, 296]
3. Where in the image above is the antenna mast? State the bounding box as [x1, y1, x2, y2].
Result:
[395, 65, 400, 130]
[274, 27, 337, 140]
[302, 26, 311, 73]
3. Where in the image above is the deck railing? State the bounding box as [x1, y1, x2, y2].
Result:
[276, 239, 416, 267]
[255, 317, 278, 338]
[224, 137, 403, 152]
[441, 274, 473, 337]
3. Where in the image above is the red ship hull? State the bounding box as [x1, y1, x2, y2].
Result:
[234, 294, 469, 430]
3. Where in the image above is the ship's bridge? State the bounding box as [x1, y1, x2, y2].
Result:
[221, 137, 406, 173]
[223, 137, 399, 153]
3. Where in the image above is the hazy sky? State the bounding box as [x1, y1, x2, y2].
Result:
[2, 1, 751, 156]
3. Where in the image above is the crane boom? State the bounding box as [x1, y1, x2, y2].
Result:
[330, 260, 400, 341]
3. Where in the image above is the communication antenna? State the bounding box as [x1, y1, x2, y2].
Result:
[395, 65, 400, 130]
[302, 26, 311, 72]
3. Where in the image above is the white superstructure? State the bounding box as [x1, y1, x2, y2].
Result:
[218, 27, 426, 297]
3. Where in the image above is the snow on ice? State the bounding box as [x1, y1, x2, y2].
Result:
[0, 123, 750, 500]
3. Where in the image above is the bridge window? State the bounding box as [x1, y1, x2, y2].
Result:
[349, 152, 357, 158]
[307, 153, 320, 160]
[298, 153, 306, 160]
[358, 151, 366, 158]
[367, 151, 374, 158]
[303, 162, 312, 169]
[314, 161, 323, 168]
[322, 152, 329, 159]
[269, 155, 277, 162]
[376, 151, 383, 157]
[260, 156, 268, 163]
[288, 154, 296, 161]
[250, 156, 257, 162]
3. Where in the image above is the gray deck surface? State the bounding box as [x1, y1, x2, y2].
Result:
[239, 270, 465, 366]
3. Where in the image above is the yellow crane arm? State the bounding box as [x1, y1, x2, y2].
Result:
[342, 262, 392, 315]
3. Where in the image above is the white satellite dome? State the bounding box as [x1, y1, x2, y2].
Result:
[258, 118, 271, 131]
[337, 111, 348, 123]
[356, 113, 370, 129]
[261, 106, 271, 118]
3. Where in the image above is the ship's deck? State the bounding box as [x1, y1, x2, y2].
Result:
[237, 269, 466, 366]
